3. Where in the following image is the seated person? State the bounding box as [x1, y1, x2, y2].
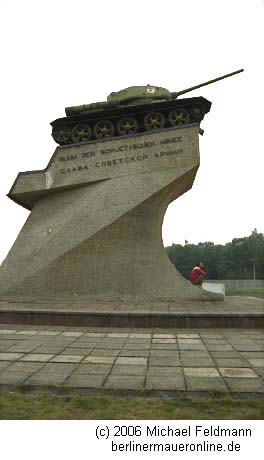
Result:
[189, 262, 207, 287]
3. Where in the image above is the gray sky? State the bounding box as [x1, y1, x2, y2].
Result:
[0, 0, 263, 262]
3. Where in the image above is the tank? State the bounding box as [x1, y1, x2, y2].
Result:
[51, 69, 244, 145]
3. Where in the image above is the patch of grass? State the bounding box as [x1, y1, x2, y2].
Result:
[0, 391, 264, 419]
[226, 288, 264, 299]
[15, 384, 35, 394]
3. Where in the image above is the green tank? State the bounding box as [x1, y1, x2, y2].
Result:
[51, 69, 243, 145]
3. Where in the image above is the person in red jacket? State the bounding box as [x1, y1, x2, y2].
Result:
[189, 262, 207, 287]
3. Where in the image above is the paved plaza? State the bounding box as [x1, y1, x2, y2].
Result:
[0, 323, 264, 396]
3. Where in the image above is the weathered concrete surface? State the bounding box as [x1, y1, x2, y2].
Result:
[0, 125, 222, 303]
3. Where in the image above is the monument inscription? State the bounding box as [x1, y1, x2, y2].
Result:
[9, 125, 198, 210]
[52, 127, 194, 183]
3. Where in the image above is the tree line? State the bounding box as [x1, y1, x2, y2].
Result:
[166, 229, 264, 280]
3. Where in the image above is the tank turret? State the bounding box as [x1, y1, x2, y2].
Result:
[65, 86, 173, 116]
[51, 69, 243, 145]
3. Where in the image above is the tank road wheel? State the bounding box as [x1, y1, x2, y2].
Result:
[169, 109, 190, 126]
[144, 112, 165, 131]
[71, 124, 92, 143]
[52, 126, 71, 145]
[93, 120, 115, 139]
[116, 117, 138, 136]
[191, 105, 205, 121]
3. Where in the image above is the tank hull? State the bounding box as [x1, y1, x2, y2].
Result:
[51, 96, 211, 145]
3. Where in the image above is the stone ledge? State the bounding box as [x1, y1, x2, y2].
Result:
[0, 309, 263, 329]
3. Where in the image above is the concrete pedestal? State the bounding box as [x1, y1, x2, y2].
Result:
[0, 124, 222, 303]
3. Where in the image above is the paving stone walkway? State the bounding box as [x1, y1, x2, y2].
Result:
[0, 324, 264, 395]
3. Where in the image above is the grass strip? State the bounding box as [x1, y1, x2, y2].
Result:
[0, 390, 264, 419]
[225, 289, 264, 298]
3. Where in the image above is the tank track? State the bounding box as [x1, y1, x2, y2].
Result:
[51, 96, 211, 146]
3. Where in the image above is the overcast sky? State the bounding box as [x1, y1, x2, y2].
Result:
[0, 0, 263, 262]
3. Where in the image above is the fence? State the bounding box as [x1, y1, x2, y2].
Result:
[209, 280, 264, 289]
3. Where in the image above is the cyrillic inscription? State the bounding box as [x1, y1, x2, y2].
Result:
[58, 132, 186, 174]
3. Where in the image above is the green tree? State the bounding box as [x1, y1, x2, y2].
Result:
[165, 230, 264, 280]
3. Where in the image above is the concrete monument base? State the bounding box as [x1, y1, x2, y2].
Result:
[0, 296, 263, 328]
[0, 125, 222, 303]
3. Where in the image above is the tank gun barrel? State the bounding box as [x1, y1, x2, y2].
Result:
[171, 69, 244, 99]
